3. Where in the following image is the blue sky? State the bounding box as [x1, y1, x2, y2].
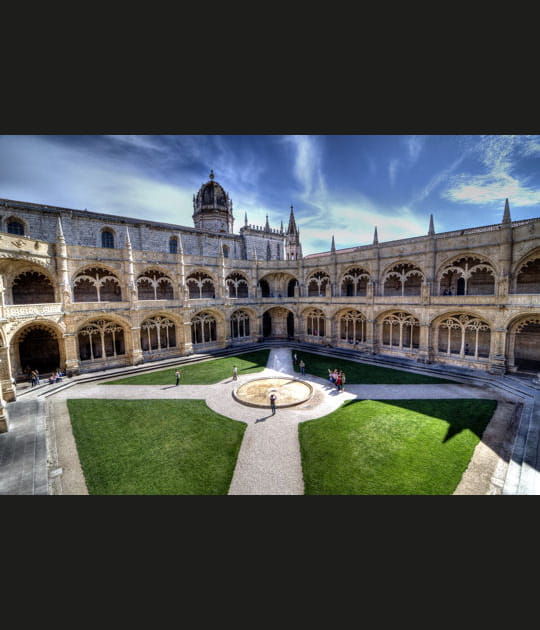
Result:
[1, 134, 539, 256]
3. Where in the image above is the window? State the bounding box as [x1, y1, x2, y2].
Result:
[169, 237, 178, 254]
[101, 230, 114, 248]
[7, 219, 24, 235]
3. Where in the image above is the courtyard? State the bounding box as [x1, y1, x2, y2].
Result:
[2, 346, 522, 495]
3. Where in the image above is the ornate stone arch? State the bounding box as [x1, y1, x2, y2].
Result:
[11, 319, 66, 376]
[140, 312, 178, 353]
[76, 315, 130, 362]
[190, 310, 220, 345]
[506, 313, 540, 371]
[229, 308, 253, 340]
[437, 252, 497, 296]
[381, 261, 425, 297]
[9, 264, 57, 304]
[73, 266, 123, 302]
[136, 268, 174, 300]
[339, 267, 371, 297]
[432, 311, 492, 359]
[377, 310, 420, 350]
[306, 269, 330, 297]
[185, 269, 217, 299]
[303, 307, 326, 338]
[336, 308, 367, 345]
[226, 271, 249, 298]
[512, 247, 540, 294]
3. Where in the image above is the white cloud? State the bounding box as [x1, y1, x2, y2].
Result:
[388, 159, 400, 188]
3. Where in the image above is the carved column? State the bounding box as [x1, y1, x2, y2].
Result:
[0, 346, 16, 402]
[129, 326, 144, 365]
[488, 327, 507, 375]
[0, 377, 8, 433]
[417, 322, 433, 364]
[63, 332, 80, 376]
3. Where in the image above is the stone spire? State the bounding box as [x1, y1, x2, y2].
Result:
[373, 226, 379, 245]
[265, 214, 270, 232]
[124, 226, 132, 250]
[280, 220, 284, 233]
[331, 235, 336, 253]
[502, 198, 511, 224]
[244, 211, 248, 227]
[287, 204, 298, 235]
[428, 214, 435, 236]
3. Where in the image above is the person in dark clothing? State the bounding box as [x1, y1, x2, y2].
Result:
[270, 392, 277, 415]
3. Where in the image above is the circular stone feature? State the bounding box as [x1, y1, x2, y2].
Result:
[233, 377, 313, 408]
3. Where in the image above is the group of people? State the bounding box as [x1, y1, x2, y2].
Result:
[48, 369, 64, 384]
[24, 366, 64, 387]
[328, 368, 346, 391]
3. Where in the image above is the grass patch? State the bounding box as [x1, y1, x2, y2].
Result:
[299, 398, 497, 495]
[293, 350, 456, 384]
[68, 399, 247, 495]
[103, 350, 270, 385]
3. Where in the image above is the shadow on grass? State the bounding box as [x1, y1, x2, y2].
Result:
[340, 398, 498, 443]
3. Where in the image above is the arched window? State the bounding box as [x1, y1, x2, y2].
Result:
[438, 314, 490, 359]
[381, 312, 420, 350]
[186, 272, 215, 299]
[305, 308, 325, 337]
[7, 219, 24, 235]
[169, 237, 178, 254]
[307, 271, 330, 297]
[137, 270, 174, 300]
[73, 267, 122, 302]
[140, 316, 176, 352]
[439, 257, 495, 296]
[191, 312, 217, 345]
[226, 273, 249, 298]
[382, 264, 424, 297]
[12, 271, 55, 304]
[339, 310, 366, 344]
[230, 310, 250, 339]
[101, 230, 115, 249]
[78, 319, 125, 361]
[341, 268, 370, 297]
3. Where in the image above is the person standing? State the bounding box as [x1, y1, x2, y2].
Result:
[269, 392, 277, 415]
[336, 371, 342, 392]
[294, 352, 298, 365]
[341, 370, 346, 391]
[175, 369, 181, 386]
[299, 360, 305, 377]
[232, 365, 238, 381]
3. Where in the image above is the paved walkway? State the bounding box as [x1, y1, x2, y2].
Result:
[0, 346, 532, 495]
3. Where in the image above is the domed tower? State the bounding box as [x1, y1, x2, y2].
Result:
[192, 170, 234, 234]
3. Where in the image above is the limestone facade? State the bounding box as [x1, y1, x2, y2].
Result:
[0, 176, 539, 411]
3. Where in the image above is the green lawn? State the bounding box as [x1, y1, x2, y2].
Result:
[293, 350, 456, 384]
[67, 399, 247, 495]
[103, 350, 270, 386]
[298, 398, 497, 495]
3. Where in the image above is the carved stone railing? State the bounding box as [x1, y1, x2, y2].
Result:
[2, 303, 63, 319]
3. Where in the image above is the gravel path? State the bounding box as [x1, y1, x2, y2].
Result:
[44, 346, 521, 495]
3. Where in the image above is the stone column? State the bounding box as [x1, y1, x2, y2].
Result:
[0, 346, 16, 403]
[325, 316, 335, 346]
[417, 322, 433, 364]
[63, 332, 80, 376]
[129, 326, 144, 365]
[366, 318, 378, 354]
[182, 319, 193, 355]
[0, 377, 8, 433]
[488, 328, 507, 375]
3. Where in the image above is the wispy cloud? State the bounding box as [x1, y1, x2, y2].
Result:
[443, 135, 540, 207]
[388, 159, 400, 188]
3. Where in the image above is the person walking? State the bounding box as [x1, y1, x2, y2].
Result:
[269, 392, 277, 415]
[336, 371, 342, 392]
[232, 365, 238, 381]
[299, 359, 305, 377]
[175, 369, 181, 386]
[31, 369, 37, 387]
[341, 370, 346, 391]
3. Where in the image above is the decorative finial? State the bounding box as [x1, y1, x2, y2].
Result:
[428, 214, 435, 236]
[331, 235, 336, 253]
[209, 169, 215, 180]
[373, 226, 379, 245]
